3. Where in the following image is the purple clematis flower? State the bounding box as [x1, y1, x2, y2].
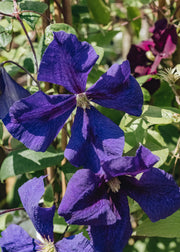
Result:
[2, 31, 143, 173]
[58, 146, 180, 252]
[0, 176, 94, 252]
[127, 19, 177, 93]
[0, 66, 30, 119]
[128, 18, 178, 76]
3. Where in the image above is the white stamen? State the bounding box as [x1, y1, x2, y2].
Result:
[107, 177, 121, 193]
[76, 93, 90, 110]
[146, 51, 155, 61]
[36, 236, 57, 252]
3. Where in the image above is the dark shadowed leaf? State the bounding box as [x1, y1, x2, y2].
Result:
[0, 146, 63, 181]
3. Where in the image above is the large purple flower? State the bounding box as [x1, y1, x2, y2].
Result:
[58, 146, 180, 252]
[0, 66, 30, 119]
[3, 31, 143, 173]
[0, 176, 94, 252]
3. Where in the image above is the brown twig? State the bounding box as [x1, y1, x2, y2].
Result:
[13, 0, 38, 73]
[1, 60, 40, 89]
[0, 207, 24, 216]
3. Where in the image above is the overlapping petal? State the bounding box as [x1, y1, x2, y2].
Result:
[3, 91, 76, 151]
[18, 176, 55, 241]
[58, 169, 118, 226]
[0, 224, 37, 252]
[64, 106, 124, 173]
[38, 31, 98, 94]
[56, 233, 94, 252]
[0, 67, 30, 119]
[86, 61, 143, 116]
[151, 19, 178, 55]
[102, 145, 159, 180]
[89, 191, 132, 252]
[123, 168, 180, 222]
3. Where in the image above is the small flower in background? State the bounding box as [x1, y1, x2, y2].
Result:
[158, 65, 180, 85]
[0, 66, 30, 120]
[127, 18, 178, 94]
[2, 31, 143, 173]
[0, 176, 94, 252]
[58, 146, 180, 252]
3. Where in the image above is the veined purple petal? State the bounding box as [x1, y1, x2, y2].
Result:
[58, 169, 118, 226]
[0, 224, 37, 252]
[151, 19, 178, 54]
[56, 233, 94, 252]
[89, 191, 132, 252]
[0, 67, 30, 119]
[18, 176, 55, 241]
[123, 168, 180, 222]
[86, 61, 143, 116]
[64, 106, 124, 173]
[3, 91, 76, 151]
[102, 145, 159, 180]
[38, 31, 98, 94]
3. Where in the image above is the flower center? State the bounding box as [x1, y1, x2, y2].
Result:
[76, 93, 90, 110]
[107, 177, 121, 193]
[145, 51, 155, 61]
[37, 237, 57, 252]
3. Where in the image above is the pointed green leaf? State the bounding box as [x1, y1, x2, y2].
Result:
[45, 23, 77, 45]
[134, 210, 180, 238]
[0, 146, 64, 181]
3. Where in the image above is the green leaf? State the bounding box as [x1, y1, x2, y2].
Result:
[136, 75, 155, 86]
[20, 1, 48, 14]
[127, 7, 141, 37]
[45, 23, 77, 45]
[144, 129, 169, 167]
[0, 25, 12, 48]
[141, 87, 151, 102]
[53, 213, 67, 234]
[0, 146, 64, 181]
[44, 184, 54, 207]
[37, 33, 47, 64]
[61, 161, 77, 182]
[87, 0, 110, 25]
[92, 45, 104, 65]
[0, 213, 13, 231]
[134, 210, 180, 238]
[152, 81, 174, 107]
[120, 105, 180, 130]
[20, 12, 40, 30]
[23, 57, 34, 73]
[87, 30, 119, 47]
[0, 1, 14, 15]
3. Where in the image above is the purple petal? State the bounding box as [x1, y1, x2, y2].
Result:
[3, 91, 76, 151]
[152, 19, 178, 55]
[102, 145, 159, 180]
[56, 233, 94, 252]
[123, 168, 180, 222]
[58, 169, 118, 226]
[0, 224, 38, 252]
[86, 61, 143, 116]
[89, 191, 132, 252]
[38, 31, 98, 94]
[0, 67, 30, 119]
[64, 106, 124, 173]
[127, 40, 155, 77]
[18, 176, 55, 241]
[150, 54, 162, 73]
